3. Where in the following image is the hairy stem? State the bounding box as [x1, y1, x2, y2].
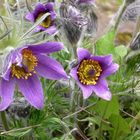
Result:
[114, 0, 127, 31]
[132, 15, 140, 38]
[107, 0, 128, 32]
[70, 80, 76, 112]
[69, 45, 79, 139]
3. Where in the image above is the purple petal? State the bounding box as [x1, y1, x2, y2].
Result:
[34, 25, 42, 32]
[36, 55, 68, 80]
[92, 55, 113, 70]
[78, 0, 95, 4]
[33, 3, 46, 19]
[17, 75, 44, 109]
[2, 49, 23, 81]
[28, 42, 63, 54]
[2, 68, 11, 81]
[92, 78, 112, 101]
[70, 66, 93, 99]
[102, 63, 119, 78]
[45, 2, 54, 11]
[0, 78, 15, 111]
[33, 25, 47, 32]
[77, 48, 91, 62]
[35, 25, 57, 35]
[44, 25, 57, 35]
[50, 11, 56, 21]
[25, 12, 35, 22]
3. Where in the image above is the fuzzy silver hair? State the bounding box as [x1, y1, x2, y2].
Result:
[6, 97, 31, 120]
[130, 32, 140, 50]
[59, 2, 87, 45]
[122, 0, 140, 21]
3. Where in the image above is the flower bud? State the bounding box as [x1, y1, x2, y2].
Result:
[59, 2, 87, 45]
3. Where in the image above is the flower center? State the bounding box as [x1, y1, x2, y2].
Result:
[36, 13, 51, 28]
[11, 49, 38, 79]
[77, 59, 102, 85]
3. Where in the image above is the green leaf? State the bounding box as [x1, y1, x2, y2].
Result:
[114, 45, 127, 58]
[125, 51, 140, 74]
[91, 96, 119, 119]
[0, 128, 32, 138]
[95, 30, 115, 55]
[124, 130, 140, 140]
[109, 114, 131, 140]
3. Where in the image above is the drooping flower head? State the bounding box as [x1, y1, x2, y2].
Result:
[25, 2, 57, 34]
[70, 48, 119, 100]
[59, 2, 87, 45]
[0, 42, 68, 111]
[76, 0, 97, 36]
[59, 0, 97, 45]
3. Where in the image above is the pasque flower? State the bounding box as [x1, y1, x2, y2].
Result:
[25, 2, 56, 34]
[59, 2, 87, 45]
[76, 0, 97, 36]
[70, 48, 119, 100]
[59, 0, 97, 45]
[0, 42, 68, 111]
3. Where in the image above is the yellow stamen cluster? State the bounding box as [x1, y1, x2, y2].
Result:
[11, 49, 38, 79]
[36, 13, 51, 28]
[77, 59, 102, 85]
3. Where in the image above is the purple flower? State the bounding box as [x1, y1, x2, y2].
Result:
[0, 42, 68, 111]
[25, 2, 57, 34]
[70, 48, 119, 100]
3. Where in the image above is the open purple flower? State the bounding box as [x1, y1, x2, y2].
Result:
[70, 48, 119, 100]
[25, 2, 56, 34]
[0, 42, 68, 111]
